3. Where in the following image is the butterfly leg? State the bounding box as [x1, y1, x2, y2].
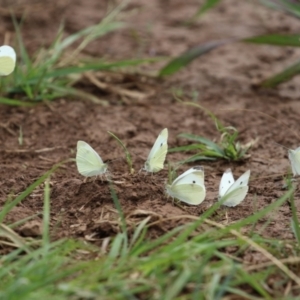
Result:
[224, 209, 229, 225]
[173, 199, 188, 211]
[138, 168, 148, 177]
[105, 172, 112, 182]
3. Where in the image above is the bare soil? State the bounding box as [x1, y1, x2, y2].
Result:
[1, 0, 300, 244]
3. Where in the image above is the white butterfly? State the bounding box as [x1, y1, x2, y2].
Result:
[218, 169, 250, 207]
[288, 147, 300, 176]
[166, 166, 206, 205]
[0, 45, 16, 76]
[76, 141, 107, 177]
[143, 128, 168, 173]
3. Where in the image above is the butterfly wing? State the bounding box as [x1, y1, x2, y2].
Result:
[166, 166, 206, 205]
[76, 141, 107, 177]
[221, 170, 250, 207]
[144, 128, 168, 173]
[0, 46, 16, 76]
[219, 168, 235, 198]
[288, 147, 300, 176]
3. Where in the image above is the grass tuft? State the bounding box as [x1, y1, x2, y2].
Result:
[0, 171, 298, 298]
[169, 99, 254, 162]
[0, 2, 160, 105]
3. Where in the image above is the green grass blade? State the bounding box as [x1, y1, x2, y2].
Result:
[0, 163, 63, 224]
[261, 0, 300, 19]
[179, 154, 218, 163]
[12, 16, 32, 69]
[0, 240, 83, 299]
[108, 233, 126, 259]
[42, 178, 51, 251]
[109, 182, 128, 255]
[129, 216, 150, 250]
[0, 224, 31, 253]
[159, 40, 228, 76]
[57, 22, 124, 52]
[260, 59, 300, 87]
[234, 268, 271, 299]
[288, 178, 300, 244]
[2, 2, 157, 105]
[164, 202, 228, 251]
[109, 182, 126, 233]
[131, 226, 184, 256]
[208, 272, 221, 299]
[168, 144, 203, 152]
[9, 213, 41, 229]
[164, 267, 191, 299]
[175, 97, 226, 132]
[171, 98, 251, 161]
[0, 97, 35, 106]
[107, 131, 134, 174]
[18, 58, 161, 83]
[190, 186, 294, 247]
[222, 187, 294, 232]
[243, 34, 300, 46]
[178, 133, 224, 154]
[59, 0, 127, 57]
[226, 287, 267, 300]
[193, 0, 222, 18]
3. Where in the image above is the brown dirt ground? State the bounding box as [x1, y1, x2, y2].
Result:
[1, 0, 300, 244]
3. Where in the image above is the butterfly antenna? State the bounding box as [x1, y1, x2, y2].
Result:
[95, 175, 104, 183]
[106, 157, 123, 163]
[272, 141, 289, 150]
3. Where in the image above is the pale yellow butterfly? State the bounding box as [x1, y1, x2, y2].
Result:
[76, 141, 107, 177]
[273, 142, 300, 177]
[166, 166, 206, 205]
[0, 45, 16, 76]
[288, 147, 300, 176]
[143, 128, 168, 173]
[218, 169, 250, 207]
